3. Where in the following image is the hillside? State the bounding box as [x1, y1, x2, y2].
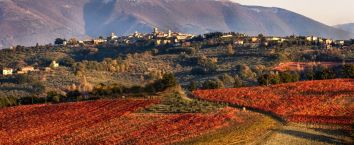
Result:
[0, 0, 352, 49]
[194, 79, 354, 126]
[334, 23, 354, 35]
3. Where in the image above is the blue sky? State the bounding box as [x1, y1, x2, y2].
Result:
[231, 0, 354, 25]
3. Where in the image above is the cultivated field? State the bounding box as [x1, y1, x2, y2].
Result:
[193, 79, 354, 126]
[0, 99, 245, 145]
[274, 61, 354, 71]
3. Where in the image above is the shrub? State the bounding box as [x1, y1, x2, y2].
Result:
[191, 67, 207, 75]
[0, 96, 17, 108]
[202, 79, 224, 89]
[233, 75, 243, 88]
[341, 64, 354, 78]
[189, 81, 197, 91]
[257, 73, 280, 86]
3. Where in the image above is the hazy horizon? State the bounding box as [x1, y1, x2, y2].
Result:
[231, 0, 354, 26]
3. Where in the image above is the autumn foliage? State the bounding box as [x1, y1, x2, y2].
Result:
[0, 99, 239, 144]
[193, 79, 354, 125]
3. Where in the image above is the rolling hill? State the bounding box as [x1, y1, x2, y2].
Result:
[0, 0, 352, 49]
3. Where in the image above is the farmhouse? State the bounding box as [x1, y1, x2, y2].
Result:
[50, 61, 60, 68]
[1, 68, 13, 75]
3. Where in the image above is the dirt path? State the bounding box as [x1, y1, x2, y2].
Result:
[261, 124, 352, 145]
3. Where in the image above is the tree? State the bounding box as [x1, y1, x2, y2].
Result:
[54, 38, 66, 45]
[257, 73, 280, 86]
[304, 67, 315, 80]
[161, 73, 178, 88]
[341, 64, 354, 78]
[32, 82, 46, 94]
[226, 44, 235, 56]
[202, 79, 224, 89]
[189, 81, 197, 91]
[314, 66, 335, 80]
[59, 57, 75, 67]
[279, 71, 300, 83]
[237, 64, 254, 79]
[219, 73, 234, 85]
[233, 75, 243, 88]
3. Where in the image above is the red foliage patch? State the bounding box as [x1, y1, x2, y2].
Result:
[0, 99, 239, 144]
[194, 79, 354, 125]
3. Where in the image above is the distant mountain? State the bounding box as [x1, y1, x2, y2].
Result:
[0, 0, 353, 49]
[334, 23, 354, 35]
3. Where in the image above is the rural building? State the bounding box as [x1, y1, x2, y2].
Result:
[153, 27, 159, 35]
[107, 32, 118, 40]
[306, 36, 318, 41]
[17, 66, 35, 74]
[325, 39, 333, 45]
[50, 61, 59, 68]
[251, 37, 258, 43]
[93, 39, 107, 45]
[221, 34, 233, 38]
[234, 40, 244, 45]
[336, 40, 345, 45]
[2, 68, 13, 75]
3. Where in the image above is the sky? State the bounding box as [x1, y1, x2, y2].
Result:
[231, 0, 354, 26]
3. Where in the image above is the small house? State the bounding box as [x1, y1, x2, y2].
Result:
[50, 61, 59, 68]
[306, 36, 318, 41]
[2, 68, 13, 75]
[325, 39, 333, 45]
[251, 37, 258, 43]
[336, 40, 345, 45]
[234, 40, 244, 45]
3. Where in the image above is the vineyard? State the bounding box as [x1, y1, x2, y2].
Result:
[0, 99, 241, 144]
[193, 79, 354, 125]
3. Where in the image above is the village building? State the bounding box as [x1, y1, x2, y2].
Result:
[234, 40, 244, 45]
[50, 61, 59, 68]
[251, 37, 258, 43]
[306, 36, 318, 41]
[17, 66, 35, 74]
[155, 38, 172, 45]
[324, 39, 333, 45]
[93, 39, 107, 45]
[1, 68, 13, 75]
[336, 40, 345, 45]
[153, 27, 159, 35]
[182, 42, 191, 47]
[318, 38, 324, 43]
[221, 34, 233, 38]
[268, 37, 281, 41]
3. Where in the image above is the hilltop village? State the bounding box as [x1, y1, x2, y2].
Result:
[2, 28, 353, 76]
[0, 28, 353, 106]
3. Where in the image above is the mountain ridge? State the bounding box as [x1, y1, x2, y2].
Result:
[334, 23, 354, 35]
[0, 0, 352, 49]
